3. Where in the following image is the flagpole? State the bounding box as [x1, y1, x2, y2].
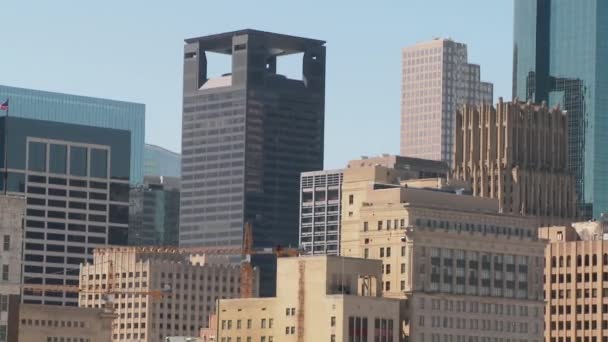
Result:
[3, 98, 8, 195]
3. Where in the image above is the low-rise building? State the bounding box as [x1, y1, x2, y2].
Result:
[0, 195, 25, 342]
[79, 247, 255, 342]
[341, 164, 546, 341]
[215, 255, 405, 341]
[18, 303, 116, 341]
[539, 217, 608, 342]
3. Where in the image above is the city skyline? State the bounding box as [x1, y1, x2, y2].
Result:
[1, 1, 513, 169]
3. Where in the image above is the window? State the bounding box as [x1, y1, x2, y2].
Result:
[28, 142, 46, 172]
[364, 248, 369, 259]
[2, 265, 8, 281]
[385, 264, 391, 274]
[331, 316, 336, 327]
[380, 248, 385, 258]
[49, 144, 67, 174]
[2, 236, 8, 251]
[0, 295, 7, 312]
[349, 194, 354, 205]
[247, 319, 252, 329]
[261, 319, 266, 328]
[90, 149, 108, 178]
[401, 246, 405, 257]
[70, 146, 87, 176]
[385, 281, 391, 291]
[401, 263, 406, 274]
[386, 247, 391, 257]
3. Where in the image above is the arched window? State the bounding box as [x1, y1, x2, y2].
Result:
[585, 255, 590, 266]
[566, 256, 571, 267]
[577, 255, 582, 267]
[593, 254, 598, 266]
[559, 256, 564, 267]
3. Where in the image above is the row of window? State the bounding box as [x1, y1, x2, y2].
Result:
[551, 253, 608, 268]
[27, 141, 108, 179]
[548, 288, 608, 299]
[418, 297, 538, 317]
[21, 319, 86, 329]
[423, 315, 531, 334]
[549, 303, 608, 315]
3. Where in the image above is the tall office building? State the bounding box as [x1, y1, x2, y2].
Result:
[129, 175, 180, 246]
[539, 218, 608, 342]
[0, 116, 131, 306]
[0, 195, 25, 341]
[144, 144, 181, 178]
[452, 100, 576, 226]
[180, 29, 326, 249]
[513, 0, 608, 219]
[401, 38, 493, 165]
[0, 85, 145, 184]
[340, 164, 546, 341]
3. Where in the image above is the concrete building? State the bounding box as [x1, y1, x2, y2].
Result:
[0, 116, 131, 306]
[299, 155, 448, 257]
[0, 85, 145, 184]
[79, 246, 255, 342]
[401, 38, 493, 165]
[215, 255, 405, 342]
[18, 303, 116, 342]
[180, 29, 326, 250]
[452, 100, 577, 226]
[0, 196, 25, 342]
[340, 164, 546, 341]
[513, 0, 608, 219]
[129, 176, 180, 246]
[299, 169, 343, 256]
[144, 144, 181, 178]
[539, 218, 608, 342]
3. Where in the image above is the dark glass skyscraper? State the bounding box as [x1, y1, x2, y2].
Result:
[513, 0, 608, 218]
[180, 29, 326, 250]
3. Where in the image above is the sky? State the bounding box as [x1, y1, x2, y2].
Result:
[2, 1, 514, 169]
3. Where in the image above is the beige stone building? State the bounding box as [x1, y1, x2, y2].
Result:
[79, 247, 255, 342]
[452, 100, 576, 226]
[539, 218, 608, 342]
[0, 195, 25, 342]
[401, 38, 493, 165]
[215, 255, 405, 342]
[18, 303, 116, 341]
[340, 164, 546, 341]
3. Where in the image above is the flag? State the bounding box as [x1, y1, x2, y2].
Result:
[0, 100, 7, 111]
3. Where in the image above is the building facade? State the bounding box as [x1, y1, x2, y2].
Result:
[79, 246, 253, 342]
[0, 196, 25, 342]
[299, 170, 343, 256]
[513, 0, 608, 219]
[0, 116, 131, 306]
[0, 85, 145, 184]
[180, 29, 326, 249]
[144, 144, 181, 178]
[401, 38, 493, 165]
[452, 100, 576, 226]
[215, 256, 405, 342]
[18, 303, 116, 342]
[340, 165, 546, 341]
[129, 176, 180, 246]
[539, 218, 608, 342]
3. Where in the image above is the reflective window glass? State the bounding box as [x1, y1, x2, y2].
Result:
[28, 142, 46, 172]
[70, 146, 87, 177]
[90, 149, 108, 178]
[49, 144, 67, 174]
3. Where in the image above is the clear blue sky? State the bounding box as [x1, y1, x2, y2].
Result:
[2, 1, 513, 169]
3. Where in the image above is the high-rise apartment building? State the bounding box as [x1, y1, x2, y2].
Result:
[452, 100, 576, 226]
[0, 85, 145, 184]
[401, 38, 493, 165]
[180, 29, 326, 249]
[299, 155, 448, 257]
[299, 170, 343, 256]
[129, 176, 180, 246]
[0, 195, 25, 341]
[539, 218, 608, 342]
[0, 116, 131, 306]
[340, 165, 546, 341]
[513, 0, 608, 219]
[144, 144, 181, 178]
[214, 255, 405, 342]
[79, 246, 254, 342]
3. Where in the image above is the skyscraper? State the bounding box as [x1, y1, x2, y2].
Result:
[0, 85, 145, 184]
[144, 144, 181, 178]
[401, 38, 493, 165]
[0, 116, 131, 306]
[180, 29, 326, 249]
[513, 0, 608, 218]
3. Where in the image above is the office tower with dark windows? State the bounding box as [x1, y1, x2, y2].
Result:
[299, 170, 343, 256]
[180, 29, 326, 250]
[401, 38, 493, 165]
[0, 85, 145, 184]
[0, 116, 131, 306]
[513, 0, 608, 219]
[129, 175, 180, 246]
[144, 144, 181, 178]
